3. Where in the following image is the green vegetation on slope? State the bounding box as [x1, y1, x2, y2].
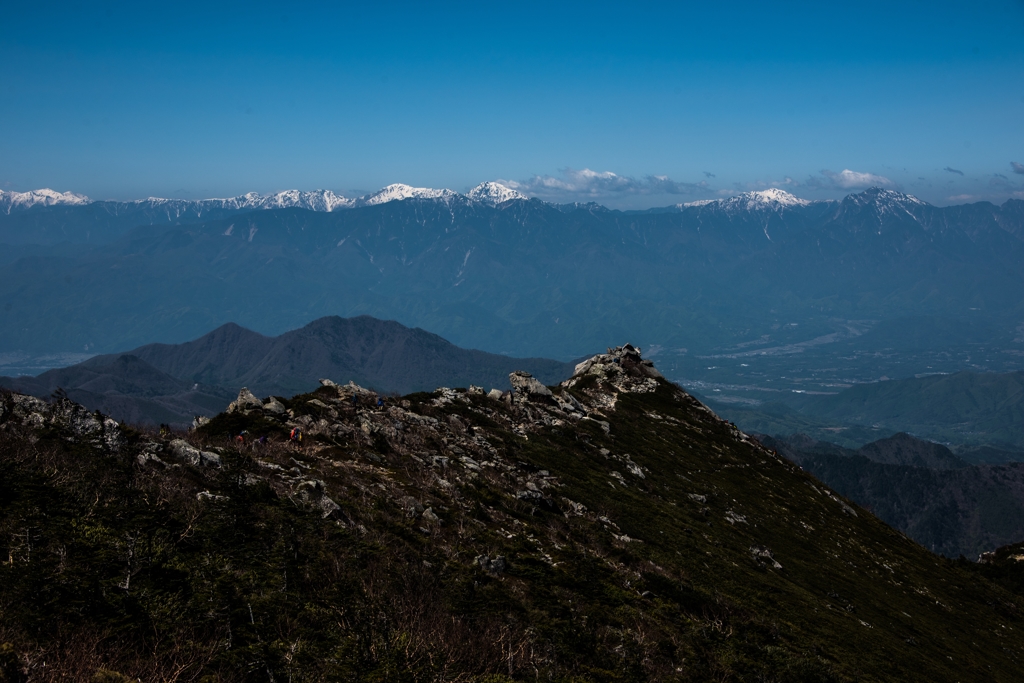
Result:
[1, 350, 1023, 681]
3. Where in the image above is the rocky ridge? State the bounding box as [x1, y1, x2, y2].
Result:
[1, 346, 1023, 681]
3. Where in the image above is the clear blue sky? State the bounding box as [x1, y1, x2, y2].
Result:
[2, 1, 1023, 208]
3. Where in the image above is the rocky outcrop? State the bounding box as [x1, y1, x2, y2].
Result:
[562, 344, 671, 411]
[509, 370, 552, 402]
[227, 388, 263, 414]
[1, 391, 124, 453]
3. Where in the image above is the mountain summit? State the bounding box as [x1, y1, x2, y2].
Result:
[0, 188, 91, 214]
[1, 344, 1022, 680]
[357, 183, 462, 206]
[467, 181, 527, 205]
[682, 188, 814, 211]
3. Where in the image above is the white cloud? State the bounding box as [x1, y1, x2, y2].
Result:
[820, 169, 896, 189]
[501, 168, 707, 200]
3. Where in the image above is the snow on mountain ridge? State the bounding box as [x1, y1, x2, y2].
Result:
[129, 190, 354, 212]
[467, 182, 527, 205]
[0, 188, 92, 214]
[847, 188, 927, 207]
[1, 185, 933, 217]
[357, 183, 461, 206]
[681, 188, 812, 210]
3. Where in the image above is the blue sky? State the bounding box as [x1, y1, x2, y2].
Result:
[2, 0, 1023, 208]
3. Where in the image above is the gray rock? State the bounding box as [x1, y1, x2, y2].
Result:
[169, 439, 221, 467]
[750, 545, 783, 569]
[263, 397, 287, 415]
[422, 507, 440, 523]
[227, 388, 262, 414]
[476, 554, 507, 574]
[509, 371, 552, 399]
[317, 495, 341, 519]
[487, 389, 504, 400]
[136, 451, 166, 467]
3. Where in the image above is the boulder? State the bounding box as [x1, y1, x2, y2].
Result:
[263, 397, 287, 415]
[169, 439, 221, 467]
[509, 371, 552, 400]
[227, 388, 262, 414]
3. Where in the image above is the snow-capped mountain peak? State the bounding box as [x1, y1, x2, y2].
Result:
[681, 188, 811, 211]
[467, 182, 527, 205]
[849, 187, 927, 207]
[258, 189, 354, 211]
[358, 184, 460, 206]
[0, 188, 92, 214]
[127, 190, 354, 212]
[745, 188, 809, 206]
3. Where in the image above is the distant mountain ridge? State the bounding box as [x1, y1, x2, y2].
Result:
[0, 315, 577, 425]
[802, 370, 1024, 451]
[2, 183, 1021, 363]
[0, 181, 530, 219]
[761, 432, 1024, 559]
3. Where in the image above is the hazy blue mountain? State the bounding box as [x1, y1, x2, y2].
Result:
[0, 315, 576, 425]
[705, 369, 1024, 457]
[761, 433, 1024, 558]
[118, 314, 576, 396]
[801, 370, 1024, 451]
[0, 353, 233, 425]
[1, 188, 1022, 364]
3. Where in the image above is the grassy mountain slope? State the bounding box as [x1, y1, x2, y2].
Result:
[1, 348, 1022, 681]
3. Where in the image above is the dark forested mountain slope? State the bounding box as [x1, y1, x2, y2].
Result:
[1, 346, 1022, 681]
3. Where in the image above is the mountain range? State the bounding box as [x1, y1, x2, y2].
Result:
[0, 182, 525, 244]
[0, 316, 575, 426]
[2, 185, 1022, 367]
